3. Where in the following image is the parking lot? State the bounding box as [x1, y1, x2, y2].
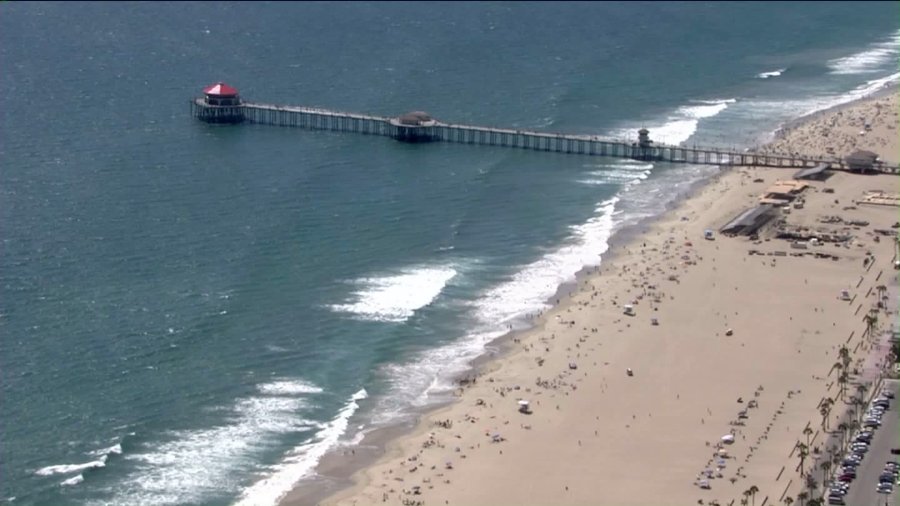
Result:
[829, 379, 898, 506]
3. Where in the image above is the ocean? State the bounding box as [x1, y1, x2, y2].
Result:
[1, 2, 898, 505]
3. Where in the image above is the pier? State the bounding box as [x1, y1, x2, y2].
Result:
[190, 83, 899, 174]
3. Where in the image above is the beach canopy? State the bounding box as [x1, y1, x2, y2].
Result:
[518, 400, 530, 406]
[721, 435, 735, 444]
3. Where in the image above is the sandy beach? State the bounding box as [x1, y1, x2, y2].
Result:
[766, 90, 900, 165]
[294, 87, 900, 506]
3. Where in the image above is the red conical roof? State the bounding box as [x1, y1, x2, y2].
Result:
[203, 82, 239, 96]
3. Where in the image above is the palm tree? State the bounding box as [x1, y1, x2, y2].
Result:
[832, 361, 843, 376]
[748, 485, 759, 506]
[855, 382, 867, 400]
[820, 398, 833, 431]
[838, 344, 851, 367]
[784, 496, 794, 506]
[803, 426, 813, 447]
[797, 442, 809, 476]
[797, 490, 808, 506]
[848, 418, 860, 443]
[820, 460, 831, 487]
[837, 422, 848, 449]
[837, 371, 849, 401]
[876, 284, 887, 305]
[852, 396, 865, 424]
[864, 309, 878, 337]
[805, 473, 818, 491]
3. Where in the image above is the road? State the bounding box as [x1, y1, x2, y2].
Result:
[844, 379, 898, 506]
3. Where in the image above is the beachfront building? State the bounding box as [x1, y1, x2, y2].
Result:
[637, 128, 652, 148]
[389, 111, 438, 142]
[720, 204, 779, 236]
[793, 163, 832, 181]
[845, 149, 879, 173]
[759, 180, 809, 204]
[193, 82, 244, 123]
[203, 82, 241, 106]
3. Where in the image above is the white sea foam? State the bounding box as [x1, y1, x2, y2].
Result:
[88, 443, 122, 458]
[747, 71, 900, 144]
[828, 30, 900, 75]
[257, 380, 324, 395]
[370, 198, 621, 425]
[232, 389, 368, 506]
[36, 458, 107, 476]
[611, 98, 736, 146]
[329, 265, 457, 323]
[92, 379, 323, 506]
[474, 197, 618, 325]
[372, 328, 506, 425]
[579, 170, 650, 186]
[757, 68, 785, 79]
[60, 474, 84, 486]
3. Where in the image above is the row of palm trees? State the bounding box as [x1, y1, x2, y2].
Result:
[791, 283, 887, 506]
[781, 491, 829, 506]
[749, 287, 887, 506]
[739, 485, 759, 506]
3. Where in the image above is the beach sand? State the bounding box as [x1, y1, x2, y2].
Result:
[290, 87, 899, 506]
[766, 90, 900, 165]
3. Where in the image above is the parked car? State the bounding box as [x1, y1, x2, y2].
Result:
[830, 484, 849, 494]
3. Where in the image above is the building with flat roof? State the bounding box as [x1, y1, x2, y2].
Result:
[760, 180, 808, 202]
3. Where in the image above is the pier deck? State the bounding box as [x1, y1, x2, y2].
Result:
[189, 98, 899, 174]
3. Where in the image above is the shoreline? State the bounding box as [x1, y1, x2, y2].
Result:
[278, 164, 731, 506]
[280, 88, 899, 506]
[766, 82, 899, 164]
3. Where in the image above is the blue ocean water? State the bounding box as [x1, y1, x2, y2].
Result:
[1, 2, 898, 505]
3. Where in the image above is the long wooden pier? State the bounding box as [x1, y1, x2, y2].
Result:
[189, 98, 899, 174]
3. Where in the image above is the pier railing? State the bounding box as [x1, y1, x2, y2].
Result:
[189, 99, 899, 174]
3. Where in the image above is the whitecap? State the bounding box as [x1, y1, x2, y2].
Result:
[60, 474, 84, 486]
[93, 389, 322, 505]
[88, 443, 122, 458]
[828, 30, 900, 75]
[36, 457, 107, 476]
[257, 380, 323, 396]
[329, 265, 457, 323]
[232, 389, 368, 506]
[745, 71, 900, 138]
[757, 68, 786, 79]
[370, 198, 621, 424]
[610, 98, 736, 146]
[474, 197, 618, 325]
